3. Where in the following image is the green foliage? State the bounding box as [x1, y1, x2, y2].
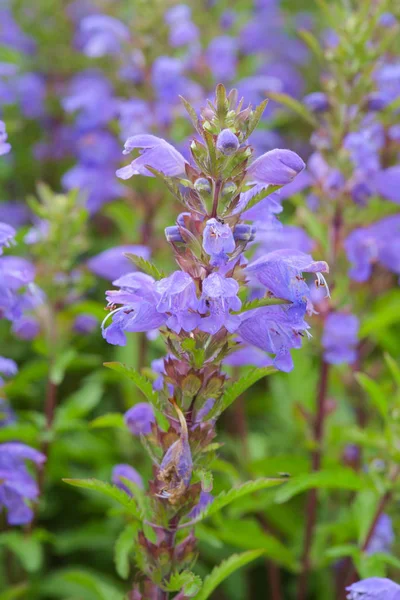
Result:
[114, 523, 138, 579]
[63, 479, 141, 518]
[124, 253, 166, 279]
[104, 362, 158, 404]
[165, 570, 202, 596]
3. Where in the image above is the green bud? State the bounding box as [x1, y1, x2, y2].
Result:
[194, 178, 212, 195]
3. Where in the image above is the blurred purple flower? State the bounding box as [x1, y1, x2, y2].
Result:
[366, 514, 394, 555]
[124, 403, 155, 436]
[206, 36, 237, 82]
[0, 120, 11, 156]
[112, 464, 143, 495]
[303, 92, 329, 113]
[12, 316, 40, 340]
[0, 442, 46, 525]
[322, 312, 359, 365]
[0, 222, 15, 254]
[0, 399, 16, 428]
[374, 166, 400, 203]
[87, 245, 150, 280]
[79, 15, 129, 57]
[73, 314, 98, 334]
[346, 578, 400, 600]
[165, 5, 199, 47]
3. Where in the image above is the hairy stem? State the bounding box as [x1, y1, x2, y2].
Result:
[297, 360, 330, 600]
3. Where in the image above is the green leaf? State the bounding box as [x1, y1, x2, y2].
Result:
[188, 478, 284, 524]
[384, 354, 400, 388]
[104, 362, 157, 405]
[63, 478, 141, 518]
[208, 367, 276, 420]
[0, 532, 43, 573]
[275, 468, 365, 504]
[143, 166, 184, 204]
[124, 253, 165, 280]
[298, 29, 323, 60]
[61, 570, 124, 600]
[50, 349, 77, 385]
[234, 296, 289, 314]
[355, 373, 388, 419]
[0, 584, 29, 600]
[245, 99, 269, 138]
[180, 95, 201, 132]
[55, 375, 104, 430]
[90, 412, 125, 429]
[267, 92, 317, 127]
[193, 550, 265, 600]
[165, 571, 202, 596]
[114, 523, 138, 579]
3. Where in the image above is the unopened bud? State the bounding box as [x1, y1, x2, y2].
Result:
[216, 128, 239, 155]
[233, 224, 256, 242]
[221, 181, 237, 197]
[194, 177, 212, 195]
[165, 226, 184, 243]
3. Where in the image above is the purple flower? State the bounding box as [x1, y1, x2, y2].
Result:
[224, 346, 273, 368]
[116, 134, 187, 180]
[79, 15, 129, 57]
[303, 92, 329, 113]
[62, 71, 116, 128]
[238, 305, 310, 372]
[112, 464, 143, 495]
[379, 13, 397, 28]
[63, 163, 124, 213]
[366, 514, 394, 555]
[0, 357, 18, 387]
[156, 271, 199, 333]
[124, 403, 155, 436]
[0, 222, 15, 254]
[12, 316, 40, 340]
[188, 491, 213, 519]
[0, 120, 11, 156]
[198, 273, 241, 334]
[322, 313, 359, 365]
[374, 166, 400, 203]
[165, 5, 199, 47]
[346, 578, 400, 599]
[344, 216, 400, 282]
[203, 219, 235, 266]
[73, 314, 98, 334]
[151, 56, 186, 103]
[158, 431, 193, 502]
[0, 203, 30, 229]
[0, 443, 46, 525]
[87, 246, 150, 281]
[13, 73, 46, 119]
[206, 36, 237, 82]
[118, 99, 153, 138]
[247, 149, 305, 186]
[216, 129, 239, 156]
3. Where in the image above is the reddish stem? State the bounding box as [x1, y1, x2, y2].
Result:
[297, 360, 330, 600]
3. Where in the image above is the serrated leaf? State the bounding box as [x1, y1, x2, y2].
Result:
[355, 373, 388, 419]
[274, 468, 365, 504]
[234, 296, 290, 313]
[180, 95, 201, 133]
[207, 367, 276, 420]
[63, 479, 141, 518]
[165, 570, 202, 596]
[114, 523, 138, 579]
[188, 478, 284, 525]
[246, 99, 269, 138]
[104, 362, 158, 404]
[90, 412, 125, 429]
[124, 253, 165, 280]
[268, 92, 317, 127]
[193, 550, 265, 600]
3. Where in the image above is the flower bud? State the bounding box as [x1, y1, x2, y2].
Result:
[124, 403, 155, 435]
[303, 92, 330, 113]
[233, 224, 256, 242]
[112, 464, 143, 495]
[165, 225, 184, 243]
[194, 177, 212, 195]
[221, 181, 237, 197]
[216, 128, 239, 155]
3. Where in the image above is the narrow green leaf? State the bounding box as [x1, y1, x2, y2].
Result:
[180, 95, 201, 132]
[124, 253, 165, 280]
[246, 99, 269, 138]
[114, 524, 137, 579]
[188, 478, 284, 525]
[63, 478, 140, 518]
[384, 354, 400, 388]
[355, 373, 388, 419]
[267, 91, 317, 127]
[208, 367, 276, 420]
[104, 362, 158, 404]
[234, 296, 289, 314]
[275, 469, 365, 504]
[193, 550, 265, 600]
[90, 412, 125, 429]
[298, 29, 323, 60]
[50, 349, 77, 385]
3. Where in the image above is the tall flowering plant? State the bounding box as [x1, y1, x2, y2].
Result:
[65, 85, 329, 598]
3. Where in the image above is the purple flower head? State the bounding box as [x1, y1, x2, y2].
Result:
[124, 403, 155, 436]
[247, 149, 305, 186]
[0, 222, 15, 254]
[345, 216, 400, 282]
[238, 305, 310, 372]
[206, 36, 237, 82]
[118, 99, 153, 138]
[117, 134, 187, 180]
[112, 464, 143, 496]
[188, 491, 213, 519]
[0, 357, 18, 387]
[0, 120, 11, 156]
[87, 245, 150, 281]
[62, 71, 116, 128]
[13, 73, 46, 119]
[165, 5, 199, 47]
[379, 13, 397, 28]
[151, 56, 185, 102]
[0, 399, 16, 428]
[216, 129, 239, 156]
[322, 312, 359, 365]
[303, 92, 330, 113]
[79, 15, 129, 57]
[12, 316, 40, 341]
[0, 443, 46, 525]
[203, 219, 235, 266]
[0, 203, 30, 229]
[198, 273, 241, 334]
[374, 167, 400, 203]
[346, 578, 400, 600]
[73, 314, 98, 334]
[156, 271, 199, 333]
[62, 163, 124, 214]
[366, 514, 394, 555]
